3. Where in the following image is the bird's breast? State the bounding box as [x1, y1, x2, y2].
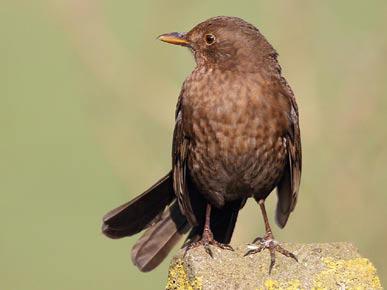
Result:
[183, 70, 287, 156]
[182, 69, 289, 202]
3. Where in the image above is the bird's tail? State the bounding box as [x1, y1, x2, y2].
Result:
[130, 198, 243, 272]
[102, 172, 244, 271]
[102, 172, 175, 239]
[131, 201, 190, 271]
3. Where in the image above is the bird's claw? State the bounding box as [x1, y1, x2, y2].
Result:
[244, 236, 298, 274]
[184, 231, 234, 258]
[244, 243, 264, 256]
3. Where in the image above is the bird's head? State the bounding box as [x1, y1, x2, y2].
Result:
[158, 16, 277, 71]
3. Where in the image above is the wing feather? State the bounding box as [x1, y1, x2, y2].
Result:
[275, 80, 302, 228]
[172, 92, 197, 226]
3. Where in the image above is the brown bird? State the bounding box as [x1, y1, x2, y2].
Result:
[102, 16, 301, 274]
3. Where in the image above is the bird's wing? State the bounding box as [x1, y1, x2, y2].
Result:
[172, 91, 198, 226]
[275, 79, 302, 228]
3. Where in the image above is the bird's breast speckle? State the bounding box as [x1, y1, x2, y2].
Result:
[182, 69, 289, 205]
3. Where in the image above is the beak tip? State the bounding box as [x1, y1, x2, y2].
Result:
[157, 32, 189, 46]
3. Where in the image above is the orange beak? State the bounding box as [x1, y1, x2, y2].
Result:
[158, 32, 190, 46]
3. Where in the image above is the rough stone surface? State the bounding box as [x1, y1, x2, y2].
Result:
[166, 242, 382, 290]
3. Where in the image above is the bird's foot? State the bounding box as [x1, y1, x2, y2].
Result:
[184, 229, 234, 258]
[244, 235, 298, 274]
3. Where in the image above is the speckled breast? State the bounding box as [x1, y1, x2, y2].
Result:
[182, 69, 289, 206]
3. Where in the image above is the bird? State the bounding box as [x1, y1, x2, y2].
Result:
[102, 16, 302, 274]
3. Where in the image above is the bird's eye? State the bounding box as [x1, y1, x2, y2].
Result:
[205, 34, 216, 45]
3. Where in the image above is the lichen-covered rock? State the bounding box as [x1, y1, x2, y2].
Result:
[166, 242, 382, 290]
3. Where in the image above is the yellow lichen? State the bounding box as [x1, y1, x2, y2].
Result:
[166, 260, 202, 290]
[286, 279, 303, 290]
[264, 279, 279, 289]
[312, 257, 382, 289]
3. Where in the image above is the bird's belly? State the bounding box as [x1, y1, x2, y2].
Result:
[188, 121, 287, 206]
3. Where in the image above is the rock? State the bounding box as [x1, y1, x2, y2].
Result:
[166, 242, 382, 289]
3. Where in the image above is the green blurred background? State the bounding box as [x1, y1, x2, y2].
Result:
[1, 1, 386, 289]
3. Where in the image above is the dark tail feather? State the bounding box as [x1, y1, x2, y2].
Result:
[102, 172, 175, 239]
[275, 164, 292, 228]
[185, 198, 245, 245]
[212, 208, 239, 244]
[131, 201, 190, 272]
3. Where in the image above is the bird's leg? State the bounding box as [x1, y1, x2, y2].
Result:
[184, 203, 233, 257]
[244, 199, 298, 274]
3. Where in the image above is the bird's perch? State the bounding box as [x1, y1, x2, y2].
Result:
[166, 242, 382, 289]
